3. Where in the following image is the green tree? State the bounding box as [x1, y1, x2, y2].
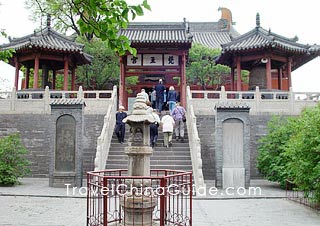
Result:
[0, 133, 30, 185]
[257, 116, 297, 188]
[0, 30, 14, 62]
[76, 37, 120, 90]
[26, 0, 151, 54]
[186, 43, 249, 90]
[186, 44, 227, 90]
[285, 105, 320, 202]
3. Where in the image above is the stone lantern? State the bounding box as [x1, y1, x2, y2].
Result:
[121, 93, 157, 226]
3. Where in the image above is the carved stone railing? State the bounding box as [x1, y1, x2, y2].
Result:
[94, 85, 117, 171]
[189, 86, 320, 115]
[186, 86, 205, 194]
[0, 86, 114, 115]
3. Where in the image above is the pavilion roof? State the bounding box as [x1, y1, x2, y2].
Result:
[0, 27, 92, 65]
[216, 15, 320, 70]
[220, 26, 315, 54]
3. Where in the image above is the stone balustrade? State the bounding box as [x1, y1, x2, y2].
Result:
[0, 86, 114, 115]
[186, 86, 205, 193]
[189, 86, 320, 115]
[94, 86, 117, 171]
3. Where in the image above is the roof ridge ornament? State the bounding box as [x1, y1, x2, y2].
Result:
[256, 12, 260, 28]
[47, 14, 51, 29]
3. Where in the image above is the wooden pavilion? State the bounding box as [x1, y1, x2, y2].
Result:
[0, 17, 92, 91]
[216, 13, 320, 91]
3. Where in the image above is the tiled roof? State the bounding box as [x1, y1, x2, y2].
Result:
[221, 27, 312, 53]
[119, 22, 192, 45]
[216, 24, 320, 70]
[192, 32, 232, 49]
[215, 102, 251, 110]
[120, 21, 240, 48]
[0, 27, 92, 64]
[1, 27, 82, 52]
[50, 98, 85, 105]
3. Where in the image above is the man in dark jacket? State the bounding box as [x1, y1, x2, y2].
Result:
[115, 106, 127, 143]
[155, 79, 165, 112]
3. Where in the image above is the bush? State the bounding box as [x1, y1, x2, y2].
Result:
[257, 116, 297, 188]
[257, 104, 320, 203]
[0, 133, 30, 185]
[285, 105, 320, 202]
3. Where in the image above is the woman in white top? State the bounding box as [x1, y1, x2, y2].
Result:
[160, 111, 175, 148]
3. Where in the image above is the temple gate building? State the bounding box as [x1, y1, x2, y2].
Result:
[119, 7, 239, 109]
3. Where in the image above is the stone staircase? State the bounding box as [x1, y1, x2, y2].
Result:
[106, 126, 192, 171]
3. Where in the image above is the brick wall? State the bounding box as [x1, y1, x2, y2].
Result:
[0, 114, 104, 177]
[196, 114, 284, 180]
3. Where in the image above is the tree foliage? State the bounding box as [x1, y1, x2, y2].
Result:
[285, 105, 320, 201]
[0, 133, 30, 185]
[186, 44, 229, 90]
[257, 104, 320, 202]
[76, 37, 119, 90]
[26, 0, 151, 54]
[0, 30, 14, 62]
[257, 116, 297, 188]
[186, 43, 249, 90]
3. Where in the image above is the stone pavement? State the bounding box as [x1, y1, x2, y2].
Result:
[0, 178, 319, 226]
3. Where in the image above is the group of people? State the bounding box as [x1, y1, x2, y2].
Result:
[115, 83, 186, 148]
[146, 79, 180, 113]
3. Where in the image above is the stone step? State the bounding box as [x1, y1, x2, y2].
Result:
[108, 155, 191, 161]
[107, 159, 192, 166]
[110, 142, 190, 149]
[106, 164, 193, 171]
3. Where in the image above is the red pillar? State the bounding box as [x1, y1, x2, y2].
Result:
[63, 57, 69, 91]
[52, 70, 56, 90]
[14, 57, 19, 90]
[230, 67, 235, 91]
[71, 67, 76, 90]
[278, 68, 283, 90]
[119, 57, 125, 107]
[25, 67, 30, 89]
[287, 58, 292, 89]
[33, 54, 39, 88]
[180, 52, 187, 108]
[236, 57, 242, 91]
[266, 57, 272, 89]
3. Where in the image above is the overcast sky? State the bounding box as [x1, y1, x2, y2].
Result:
[0, 0, 319, 92]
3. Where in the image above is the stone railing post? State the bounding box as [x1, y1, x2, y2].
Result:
[289, 87, 295, 114]
[78, 86, 84, 99]
[220, 86, 226, 101]
[255, 86, 261, 114]
[10, 87, 16, 111]
[44, 86, 50, 113]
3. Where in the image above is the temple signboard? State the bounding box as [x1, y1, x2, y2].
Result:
[127, 54, 179, 66]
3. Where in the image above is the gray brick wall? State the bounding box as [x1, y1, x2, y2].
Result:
[196, 114, 287, 180]
[0, 114, 104, 178]
[82, 115, 105, 174]
[196, 115, 216, 180]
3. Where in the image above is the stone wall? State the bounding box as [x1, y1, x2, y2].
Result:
[0, 114, 104, 178]
[196, 114, 283, 180]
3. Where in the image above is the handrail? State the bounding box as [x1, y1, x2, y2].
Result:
[186, 86, 205, 194]
[0, 86, 113, 114]
[189, 86, 320, 115]
[94, 85, 118, 171]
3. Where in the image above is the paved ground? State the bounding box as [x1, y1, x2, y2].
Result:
[0, 178, 319, 226]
